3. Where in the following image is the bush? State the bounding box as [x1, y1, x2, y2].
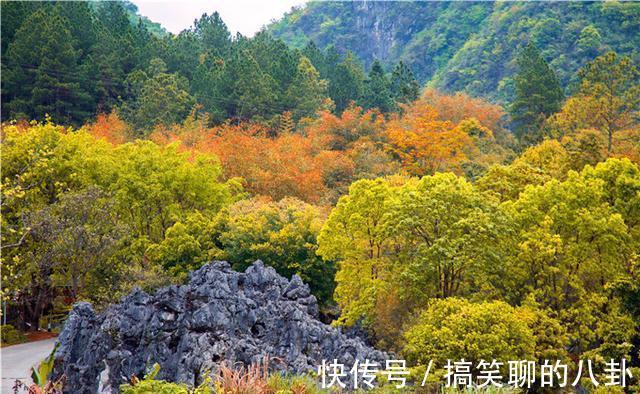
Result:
[120, 360, 324, 394]
[120, 364, 211, 394]
[402, 298, 535, 370]
[0, 324, 27, 345]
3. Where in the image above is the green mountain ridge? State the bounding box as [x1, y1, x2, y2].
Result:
[104, 0, 169, 37]
[267, 1, 640, 102]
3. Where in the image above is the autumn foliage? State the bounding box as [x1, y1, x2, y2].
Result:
[421, 88, 506, 132]
[139, 104, 399, 204]
[203, 125, 326, 202]
[86, 112, 131, 145]
[385, 102, 473, 175]
[82, 95, 518, 203]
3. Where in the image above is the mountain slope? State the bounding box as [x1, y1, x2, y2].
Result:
[268, 1, 640, 102]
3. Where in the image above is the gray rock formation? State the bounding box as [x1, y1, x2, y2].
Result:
[52, 261, 387, 393]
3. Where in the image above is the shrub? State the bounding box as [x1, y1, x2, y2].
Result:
[120, 359, 324, 394]
[0, 324, 27, 345]
[402, 298, 535, 370]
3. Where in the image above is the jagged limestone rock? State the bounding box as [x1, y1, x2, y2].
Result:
[52, 261, 386, 393]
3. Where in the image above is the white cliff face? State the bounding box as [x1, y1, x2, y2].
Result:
[352, 1, 396, 62]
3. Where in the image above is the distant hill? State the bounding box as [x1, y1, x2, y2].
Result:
[107, 1, 168, 37]
[268, 1, 640, 102]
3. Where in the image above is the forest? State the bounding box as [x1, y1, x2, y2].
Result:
[269, 1, 640, 102]
[1, 0, 639, 392]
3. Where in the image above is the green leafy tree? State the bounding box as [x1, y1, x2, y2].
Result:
[213, 197, 336, 306]
[1, 122, 235, 328]
[502, 164, 635, 356]
[151, 197, 336, 305]
[387, 173, 511, 302]
[318, 173, 511, 332]
[118, 58, 195, 133]
[581, 158, 640, 242]
[24, 187, 124, 300]
[109, 140, 232, 242]
[146, 212, 219, 279]
[1, 122, 112, 329]
[477, 139, 571, 201]
[510, 42, 564, 145]
[317, 178, 398, 327]
[577, 51, 640, 152]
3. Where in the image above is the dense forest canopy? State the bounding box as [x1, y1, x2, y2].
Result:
[268, 1, 640, 102]
[1, 0, 418, 129]
[1, 0, 640, 390]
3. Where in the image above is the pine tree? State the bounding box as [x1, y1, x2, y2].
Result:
[251, 33, 298, 99]
[193, 12, 231, 58]
[362, 60, 396, 114]
[390, 61, 420, 104]
[285, 56, 328, 120]
[95, 1, 132, 39]
[118, 58, 195, 133]
[225, 48, 277, 120]
[510, 42, 564, 145]
[302, 41, 326, 77]
[94, 2, 140, 74]
[3, 9, 92, 124]
[328, 52, 365, 114]
[1, 1, 44, 56]
[190, 47, 227, 122]
[54, 2, 97, 57]
[164, 30, 202, 81]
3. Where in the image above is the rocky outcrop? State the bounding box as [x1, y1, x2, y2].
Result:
[52, 261, 386, 393]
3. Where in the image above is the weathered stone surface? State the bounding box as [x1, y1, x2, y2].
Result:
[52, 261, 386, 393]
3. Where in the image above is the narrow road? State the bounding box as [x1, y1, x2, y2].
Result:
[1, 338, 57, 393]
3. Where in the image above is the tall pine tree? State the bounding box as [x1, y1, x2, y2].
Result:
[302, 41, 327, 77]
[510, 42, 564, 145]
[329, 52, 365, 114]
[362, 60, 396, 114]
[286, 56, 328, 121]
[118, 58, 195, 133]
[4, 9, 92, 124]
[390, 61, 420, 105]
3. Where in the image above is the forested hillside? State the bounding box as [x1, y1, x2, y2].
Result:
[269, 1, 640, 101]
[1, 1, 417, 128]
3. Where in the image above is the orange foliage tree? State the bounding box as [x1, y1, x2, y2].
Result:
[87, 112, 131, 145]
[305, 104, 386, 150]
[421, 88, 506, 132]
[151, 120, 328, 203]
[385, 101, 476, 176]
